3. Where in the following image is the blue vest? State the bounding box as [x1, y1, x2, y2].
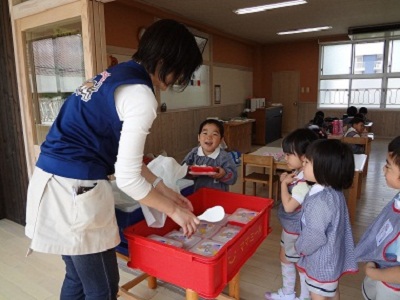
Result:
[355, 193, 400, 290]
[37, 61, 154, 180]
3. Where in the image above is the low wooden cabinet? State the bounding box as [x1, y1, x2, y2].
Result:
[223, 121, 253, 154]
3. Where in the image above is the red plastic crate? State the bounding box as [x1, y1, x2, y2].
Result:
[123, 188, 273, 299]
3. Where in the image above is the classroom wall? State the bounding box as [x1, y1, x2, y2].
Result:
[260, 35, 397, 138]
[103, 1, 256, 157]
[259, 35, 351, 103]
[104, 3, 153, 50]
[213, 34, 254, 67]
[262, 40, 320, 103]
[104, 2, 257, 68]
[104, 2, 396, 142]
[104, 2, 256, 107]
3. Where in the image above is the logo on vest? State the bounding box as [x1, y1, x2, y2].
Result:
[75, 71, 111, 102]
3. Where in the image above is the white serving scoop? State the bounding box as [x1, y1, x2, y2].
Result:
[197, 206, 225, 222]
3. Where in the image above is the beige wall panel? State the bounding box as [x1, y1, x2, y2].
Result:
[11, 0, 78, 20]
[213, 66, 252, 106]
[18, 2, 81, 31]
[144, 104, 244, 161]
[14, 20, 36, 174]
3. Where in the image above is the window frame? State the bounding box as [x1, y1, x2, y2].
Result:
[318, 37, 400, 110]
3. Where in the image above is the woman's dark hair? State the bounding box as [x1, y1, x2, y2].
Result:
[305, 139, 354, 190]
[282, 128, 319, 156]
[198, 119, 224, 138]
[133, 19, 203, 90]
[346, 106, 358, 117]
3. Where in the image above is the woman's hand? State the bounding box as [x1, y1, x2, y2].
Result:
[154, 182, 198, 236]
[169, 205, 200, 237]
[156, 181, 193, 211]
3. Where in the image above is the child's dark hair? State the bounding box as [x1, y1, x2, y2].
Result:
[359, 107, 368, 115]
[282, 128, 319, 156]
[305, 139, 354, 190]
[390, 148, 400, 171]
[312, 115, 324, 127]
[388, 136, 400, 152]
[133, 19, 203, 90]
[198, 119, 224, 138]
[389, 136, 400, 168]
[350, 116, 365, 125]
[315, 110, 325, 119]
[346, 106, 358, 117]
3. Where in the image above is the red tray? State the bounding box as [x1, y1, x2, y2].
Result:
[124, 188, 273, 298]
[189, 165, 218, 173]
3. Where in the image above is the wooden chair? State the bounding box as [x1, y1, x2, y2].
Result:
[241, 154, 279, 202]
[341, 136, 372, 173]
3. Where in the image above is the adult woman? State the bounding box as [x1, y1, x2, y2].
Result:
[25, 19, 203, 299]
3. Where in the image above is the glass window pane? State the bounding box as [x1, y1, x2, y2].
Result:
[32, 38, 57, 93]
[386, 78, 400, 108]
[389, 39, 400, 73]
[319, 79, 349, 107]
[321, 44, 351, 75]
[31, 34, 85, 125]
[26, 20, 84, 145]
[55, 35, 85, 92]
[354, 41, 384, 74]
[350, 79, 381, 107]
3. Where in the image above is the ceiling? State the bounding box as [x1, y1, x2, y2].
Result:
[131, 0, 400, 44]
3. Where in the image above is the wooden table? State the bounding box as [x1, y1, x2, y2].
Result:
[347, 154, 367, 223]
[250, 146, 290, 171]
[249, 146, 367, 224]
[328, 134, 372, 173]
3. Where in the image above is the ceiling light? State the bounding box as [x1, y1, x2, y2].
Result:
[233, 0, 307, 15]
[277, 26, 332, 35]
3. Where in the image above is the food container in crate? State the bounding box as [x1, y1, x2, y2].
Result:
[123, 188, 273, 299]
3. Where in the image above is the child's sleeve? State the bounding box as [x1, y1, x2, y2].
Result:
[218, 151, 238, 185]
[291, 182, 310, 205]
[295, 197, 332, 256]
[366, 264, 400, 284]
[182, 148, 195, 165]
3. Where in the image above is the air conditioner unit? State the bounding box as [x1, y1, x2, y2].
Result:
[348, 23, 400, 40]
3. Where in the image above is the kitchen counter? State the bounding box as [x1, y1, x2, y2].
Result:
[223, 119, 254, 154]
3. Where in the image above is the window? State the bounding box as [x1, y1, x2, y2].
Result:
[29, 33, 85, 125]
[318, 38, 400, 109]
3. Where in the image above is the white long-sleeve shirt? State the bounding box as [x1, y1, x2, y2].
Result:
[114, 84, 158, 201]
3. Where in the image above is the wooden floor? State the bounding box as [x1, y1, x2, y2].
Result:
[0, 137, 395, 300]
